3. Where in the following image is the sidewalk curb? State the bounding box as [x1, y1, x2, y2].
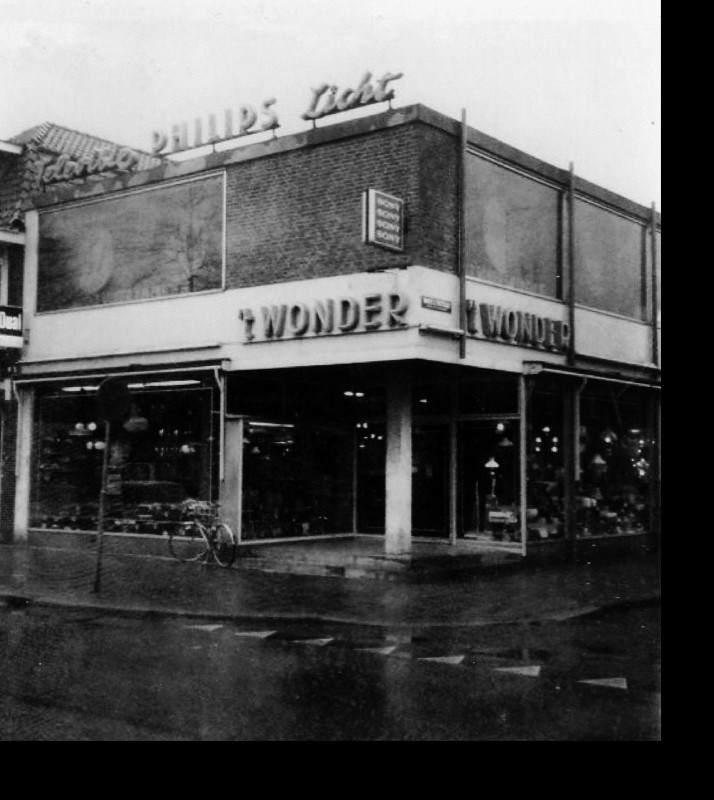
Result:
[0, 587, 661, 631]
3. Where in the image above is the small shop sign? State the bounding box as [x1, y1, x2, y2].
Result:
[40, 148, 140, 186]
[422, 296, 452, 313]
[362, 189, 405, 252]
[0, 305, 23, 349]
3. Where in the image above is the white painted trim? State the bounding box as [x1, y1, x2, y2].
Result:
[0, 141, 22, 155]
[0, 230, 25, 245]
[0, 245, 7, 305]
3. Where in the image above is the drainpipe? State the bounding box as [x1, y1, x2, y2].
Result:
[212, 366, 225, 484]
[458, 109, 468, 360]
[650, 202, 659, 367]
[567, 163, 577, 366]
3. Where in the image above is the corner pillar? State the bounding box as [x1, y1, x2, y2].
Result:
[385, 368, 412, 557]
[13, 386, 34, 543]
[221, 417, 244, 543]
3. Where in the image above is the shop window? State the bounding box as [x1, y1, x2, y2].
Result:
[458, 372, 519, 415]
[460, 419, 520, 545]
[577, 385, 653, 537]
[37, 174, 224, 311]
[242, 421, 353, 539]
[526, 380, 566, 541]
[465, 155, 561, 297]
[357, 422, 385, 533]
[413, 383, 451, 416]
[234, 370, 383, 540]
[574, 201, 647, 320]
[32, 383, 214, 533]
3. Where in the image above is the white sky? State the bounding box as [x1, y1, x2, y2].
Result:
[0, 0, 661, 208]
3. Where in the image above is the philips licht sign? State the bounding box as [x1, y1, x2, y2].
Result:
[0, 306, 23, 349]
[362, 189, 405, 252]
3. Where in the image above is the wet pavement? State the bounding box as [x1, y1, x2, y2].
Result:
[0, 543, 661, 740]
[0, 541, 660, 630]
[0, 602, 660, 740]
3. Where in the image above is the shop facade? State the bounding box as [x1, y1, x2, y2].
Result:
[10, 103, 661, 562]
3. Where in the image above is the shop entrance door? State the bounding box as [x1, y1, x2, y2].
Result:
[412, 424, 449, 537]
[460, 418, 521, 546]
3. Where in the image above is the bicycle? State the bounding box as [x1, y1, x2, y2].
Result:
[167, 501, 237, 568]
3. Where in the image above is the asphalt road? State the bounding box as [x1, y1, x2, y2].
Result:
[0, 601, 660, 740]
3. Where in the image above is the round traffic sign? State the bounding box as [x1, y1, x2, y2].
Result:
[96, 376, 131, 425]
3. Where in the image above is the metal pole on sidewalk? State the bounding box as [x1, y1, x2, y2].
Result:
[92, 420, 111, 594]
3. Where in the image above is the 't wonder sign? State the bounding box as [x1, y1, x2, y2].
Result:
[240, 293, 409, 342]
[465, 299, 571, 352]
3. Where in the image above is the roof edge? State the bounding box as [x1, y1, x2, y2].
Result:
[28, 103, 660, 224]
[0, 141, 23, 155]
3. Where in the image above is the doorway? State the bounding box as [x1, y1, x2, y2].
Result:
[412, 424, 449, 537]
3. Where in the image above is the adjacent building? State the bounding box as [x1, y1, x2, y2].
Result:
[0, 123, 159, 540]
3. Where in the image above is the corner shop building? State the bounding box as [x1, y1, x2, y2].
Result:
[11, 104, 661, 563]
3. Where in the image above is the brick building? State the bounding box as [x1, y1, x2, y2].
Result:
[7, 104, 661, 563]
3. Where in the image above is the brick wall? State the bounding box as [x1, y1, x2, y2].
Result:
[417, 123, 460, 272]
[224, 121, 459, 288]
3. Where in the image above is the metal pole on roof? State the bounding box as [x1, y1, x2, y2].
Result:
[650, 202, 659, 367]
[567, 163, 577, 366]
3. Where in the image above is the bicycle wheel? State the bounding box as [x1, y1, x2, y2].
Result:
[168, 522, 208, 562]
[211, 523, 237, 568]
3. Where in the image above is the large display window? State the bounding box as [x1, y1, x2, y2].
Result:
[228, 370, 385, 540]
[526, 378, 566, 541]
[31, 379, 215, 533]
[465, 154, 562, 297]
[460, 418, 521, 545]
[37, 173, 224, 311]
[242, 421, 353, 539]
[576, 384, 654, 537]
[574, 201, 647, 320]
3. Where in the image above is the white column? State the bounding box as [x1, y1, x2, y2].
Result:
[385, 369, 412, 557]
[221, 417, 244, 542]
[448, 384, 458, 545]
[13, 386, 34, 542]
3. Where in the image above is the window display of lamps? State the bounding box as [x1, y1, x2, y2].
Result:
[485, 457, 499, 497]
[590, 453, 607, 477]
[123, 404, 149, 433]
